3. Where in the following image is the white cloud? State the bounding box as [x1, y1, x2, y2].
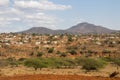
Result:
[0, 17, 21, 28]
[0, 0, 9, 6]
[14, 0, 72, 10]
[0, 7, 58, 29]
[0, 7, 22, 27]
[0, 0, 72, 32]
[0, 8, 24, 15]
[0, 17, 20, 21]
[23, 12, 58, 29]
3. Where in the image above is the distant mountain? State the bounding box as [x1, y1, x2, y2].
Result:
[66, 22, 115, 34]
[19, 22, 117, 34]
[20, 27, 69, 34]
[21, 27, 53, 34]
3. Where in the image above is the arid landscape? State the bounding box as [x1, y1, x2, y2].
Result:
[0, 0, 120, 80]
[0, 32, 120, 80]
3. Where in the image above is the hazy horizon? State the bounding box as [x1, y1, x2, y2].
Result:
[0, 0, 120, 33]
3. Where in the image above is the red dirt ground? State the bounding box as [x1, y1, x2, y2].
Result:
[0, 74, 120, 80]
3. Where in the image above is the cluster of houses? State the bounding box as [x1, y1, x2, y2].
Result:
[0, 33, 119, 47]
[0, 33, 119, 58]
[0, 33, 68, 48]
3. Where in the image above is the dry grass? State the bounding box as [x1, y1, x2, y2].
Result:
[0, 64, 119, 77]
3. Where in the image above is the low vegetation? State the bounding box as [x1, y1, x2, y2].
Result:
[23, 57, 107, 71]
[0, 57, 113, 71]
[24, 58, 47, 70]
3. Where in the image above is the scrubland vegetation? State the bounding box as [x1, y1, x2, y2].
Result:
[0, 32, 120, 78]
[0, 57, 119, 72]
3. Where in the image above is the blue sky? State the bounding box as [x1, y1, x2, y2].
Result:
[0, 0, 120, 32]
[50, 0, 120, 29]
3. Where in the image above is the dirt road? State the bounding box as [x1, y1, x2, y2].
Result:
[0, 74, 119, 80]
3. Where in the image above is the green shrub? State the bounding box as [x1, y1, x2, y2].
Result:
[81, 46, 86, 50]
[24, 58, 76, 69]
[87, 50, 94, 54]
[24, 58, 47, 70]
[48, 47, 54, 53]
[102, 50, 111, 54]
[75, 58, 106, 71]
[101, 57, 114, 62]
[114, 59, 120, 66]
[18, 58, 26, 61]
[49, 58, 75, 68]
[80, 50, 85, 54]
[37, 52, 43, 57]
[68, 36, 73, 42]
[66, 46, 78, 50]
[102, 57, 120, 66]
[0, 58, 19, 67]
[75, 58, 86, 65]
[29, 52, 34, 56]
[6, 57, 16, 62]
[6, 57, 19, 67]
[56, 51, 61, 55]
[60, 52, 67, 57]
[69, 50, 77, 55]
[82, 58, 106, 71]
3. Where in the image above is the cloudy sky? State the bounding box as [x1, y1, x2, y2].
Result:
[0, 0, 120, 33]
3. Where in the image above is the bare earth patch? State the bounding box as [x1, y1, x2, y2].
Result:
[0, 74, 120, 80]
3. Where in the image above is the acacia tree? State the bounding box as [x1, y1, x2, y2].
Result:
[24, 58, 47, 70]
